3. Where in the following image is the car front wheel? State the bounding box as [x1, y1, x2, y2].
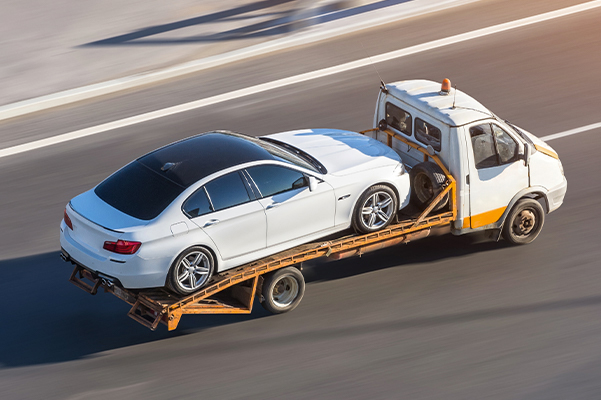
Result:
[352, 185, 398, 234]
[167, 246, 214, 295]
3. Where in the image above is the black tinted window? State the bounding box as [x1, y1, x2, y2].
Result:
[95, 161, 184, 220]
[247, 165, 306, 198]
[386, 102, 412, 136]
[415, 118, 441, 151]
[183, 188, 212, 218]
[205, 172, 251, 211]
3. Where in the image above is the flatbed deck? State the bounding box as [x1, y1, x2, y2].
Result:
[68, 128, 458, 330]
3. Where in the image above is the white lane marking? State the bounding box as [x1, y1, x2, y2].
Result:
[541, 122, 601, 142]
[1, 0, 600, 159]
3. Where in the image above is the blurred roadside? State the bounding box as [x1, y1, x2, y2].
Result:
[0, 0, 478, 116]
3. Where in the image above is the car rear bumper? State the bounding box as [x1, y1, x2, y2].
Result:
[60, 221, 168, 289]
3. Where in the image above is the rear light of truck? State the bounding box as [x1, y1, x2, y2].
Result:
[64, 208, 73, 230]
[103, 240, 141, 254]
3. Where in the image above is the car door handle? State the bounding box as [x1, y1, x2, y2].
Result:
[266, 203, 281, 210]
[203, 219, 220, 228]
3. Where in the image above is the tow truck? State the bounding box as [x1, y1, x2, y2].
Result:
[67, 79, 567, 330]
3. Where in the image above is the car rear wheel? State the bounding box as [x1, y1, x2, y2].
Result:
[352, 185, 398, 234]
[167, 246, 214, 295]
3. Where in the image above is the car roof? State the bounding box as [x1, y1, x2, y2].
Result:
[386, 80, 493, 127]
[138, 131, 277, 188]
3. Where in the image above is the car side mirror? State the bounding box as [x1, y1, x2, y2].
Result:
[308, 176, 318, 192]
[378, 119, 388, 131]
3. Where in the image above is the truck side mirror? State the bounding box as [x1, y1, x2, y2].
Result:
[307, 176, 318, 192]
[520, 143, 531, 166]
[378, 119, 388, 131]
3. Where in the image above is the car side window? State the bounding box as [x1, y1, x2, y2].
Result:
[385, 102, 412, 136]
[182, 187, 212, 218]
[470, 123, 520, 169]
[415, 118, 441, 151]
[205, 172, 251, 211]
[492, 124, 518, 164]
[246, 165, 307, 198]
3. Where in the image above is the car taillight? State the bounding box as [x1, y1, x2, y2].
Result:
[64, 208, 73, 230]
[103, 240, 141, 254]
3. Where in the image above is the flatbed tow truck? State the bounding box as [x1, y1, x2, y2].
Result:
[67, 79, 567, 330]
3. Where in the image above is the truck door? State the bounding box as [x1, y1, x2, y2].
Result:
[465, 122, 528, 229]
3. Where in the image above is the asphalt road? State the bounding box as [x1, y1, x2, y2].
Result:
[1, 0, 601, 398]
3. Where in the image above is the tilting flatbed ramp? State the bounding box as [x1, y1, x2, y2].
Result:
[70, 212, 453, 330]
[68, 127, 457, 330]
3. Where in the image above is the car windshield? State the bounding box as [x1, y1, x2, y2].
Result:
[258, 137, 326, 174]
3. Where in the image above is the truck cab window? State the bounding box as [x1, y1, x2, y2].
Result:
[385, 102, 412, 136]
[470, 123, 518, 169]
[415, 118, 441, 151]
[492, 124, 518, 164]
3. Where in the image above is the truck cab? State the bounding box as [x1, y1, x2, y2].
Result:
[370, 79, 567, 242]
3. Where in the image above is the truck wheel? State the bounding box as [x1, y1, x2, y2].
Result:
[409, 162, 448, 212]
[352, 185, 398, 234]
[502, 198, 545, 245]
[167, 246, 214, 295]
[260, 267, 305, 314]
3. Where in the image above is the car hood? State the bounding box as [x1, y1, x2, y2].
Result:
[265, 129, 400, 176]
[70, 189, 149, 232]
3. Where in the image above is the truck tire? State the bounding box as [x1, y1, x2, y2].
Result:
[409, 162, 449, 212]
[260, 267, 305, 314]
[502, 198, 545, 245]
[167, 246, 214, 295]
[352, 185, 398, 234]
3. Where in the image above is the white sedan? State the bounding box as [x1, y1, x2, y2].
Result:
[60, 129, 410, 295]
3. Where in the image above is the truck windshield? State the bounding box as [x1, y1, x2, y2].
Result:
[504, 120, 534, 145]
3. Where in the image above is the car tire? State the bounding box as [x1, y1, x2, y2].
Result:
[352, 185, 398, 234]
[409, 162, 449, 212]
[502, 198, 545, 245]
[260, 267, 305, 314]
[167, 246, 214, 295]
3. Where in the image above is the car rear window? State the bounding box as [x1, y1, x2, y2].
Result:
[95, 161, 184, 220]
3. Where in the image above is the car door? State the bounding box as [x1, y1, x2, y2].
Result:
[185, 171, 267, 260]
[245, 164, 335, 248]
[466, 122, 529, 228]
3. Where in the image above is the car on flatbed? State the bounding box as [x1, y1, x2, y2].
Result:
[60, 130, 410, 295]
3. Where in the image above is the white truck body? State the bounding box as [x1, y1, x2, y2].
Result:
[370, 79, 567, 234]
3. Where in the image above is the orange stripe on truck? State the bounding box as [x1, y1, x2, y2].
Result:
[534, 144, 559, 159]
[462, 206, 507, 229]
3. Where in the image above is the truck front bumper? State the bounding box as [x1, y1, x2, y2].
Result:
[547, 177, 567, 213]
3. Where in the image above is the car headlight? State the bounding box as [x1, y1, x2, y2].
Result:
[394, 163, 406, 176]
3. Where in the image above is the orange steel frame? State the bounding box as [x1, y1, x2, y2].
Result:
[69, 128, 458, 331]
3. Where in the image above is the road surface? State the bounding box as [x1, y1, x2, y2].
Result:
[1, 0, 600, 398]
